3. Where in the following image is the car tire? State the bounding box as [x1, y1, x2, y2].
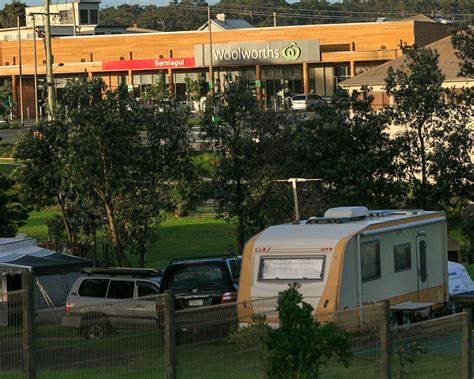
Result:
[80, 315, 111, 340]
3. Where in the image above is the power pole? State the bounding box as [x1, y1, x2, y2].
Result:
[44, 0, 55, 119]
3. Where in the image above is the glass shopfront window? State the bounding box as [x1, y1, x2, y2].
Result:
[261, 64, 302, 110]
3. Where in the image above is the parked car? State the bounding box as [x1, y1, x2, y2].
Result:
[159, 255, 241, 310]
[62, 267, 162, 340]
[291, 94, 325, 111]
[159, 255, 241, 339]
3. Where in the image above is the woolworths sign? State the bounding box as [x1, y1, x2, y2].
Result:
[194, 40, 320, 67]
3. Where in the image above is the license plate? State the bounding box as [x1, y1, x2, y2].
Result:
[188, 299, 204, 307]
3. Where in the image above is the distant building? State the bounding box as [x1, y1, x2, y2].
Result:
[198, 13, 254, 31]
[0, 0, 158, 41]
[339, 36, 474, 109]
[0, 18, 452, 119]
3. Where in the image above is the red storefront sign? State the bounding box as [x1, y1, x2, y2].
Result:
[102, 57, 195, 71]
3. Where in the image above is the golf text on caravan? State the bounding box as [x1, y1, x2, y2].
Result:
[213, 42, 301, 62]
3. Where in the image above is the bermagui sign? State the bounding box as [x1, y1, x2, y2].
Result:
[194, 40, 320, 67]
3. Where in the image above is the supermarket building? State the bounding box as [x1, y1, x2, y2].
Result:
[0, 18, 451, 118]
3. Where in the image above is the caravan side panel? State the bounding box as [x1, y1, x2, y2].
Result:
[343, 221, 447, 307]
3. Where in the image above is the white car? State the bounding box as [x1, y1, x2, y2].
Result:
[291, 94, 325, 111]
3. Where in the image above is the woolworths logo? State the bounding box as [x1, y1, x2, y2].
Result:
[213, 42, 302, 62]
[281, 42, 301, 61]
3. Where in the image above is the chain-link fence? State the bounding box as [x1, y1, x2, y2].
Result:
[390, 312, 465, 378]
[1, 272, 472, 379]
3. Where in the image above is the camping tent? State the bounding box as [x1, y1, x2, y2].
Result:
[0, 237, 92, 309]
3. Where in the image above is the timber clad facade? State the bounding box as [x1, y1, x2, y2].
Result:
[0, 20, 450, 118]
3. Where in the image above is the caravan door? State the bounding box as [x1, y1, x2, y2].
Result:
[416, 234, 428, 294]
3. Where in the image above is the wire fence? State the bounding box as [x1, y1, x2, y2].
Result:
[0, 275, 472, 379]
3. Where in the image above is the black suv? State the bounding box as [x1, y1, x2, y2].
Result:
[159, 256, 241, 310]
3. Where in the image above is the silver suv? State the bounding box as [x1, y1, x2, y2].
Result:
[62, 268, 162, 340]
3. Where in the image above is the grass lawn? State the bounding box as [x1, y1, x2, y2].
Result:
[18, 208, 236, 269]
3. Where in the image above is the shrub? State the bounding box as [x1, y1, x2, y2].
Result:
[265, 283, 352, 379]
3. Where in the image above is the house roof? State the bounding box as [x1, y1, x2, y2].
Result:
[198, 18, 254, 31]
[402, 14, 436, 23]
[339, 36, 470, 88]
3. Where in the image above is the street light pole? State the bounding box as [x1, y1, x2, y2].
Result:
[44, 0, 55, 119]
[32, 16, 39, 123]
[274, 178, 323, 223]
[17, 15, 24, 127]
[207, 6, 214, 93]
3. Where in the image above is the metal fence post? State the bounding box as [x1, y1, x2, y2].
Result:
[21, 269, 36, 379]
[463, 307, 472, 379]
[380, 300, 391, 379]
[165, 291, 176, 379]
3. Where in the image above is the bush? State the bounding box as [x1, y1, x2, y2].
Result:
[461, 205, 474, 263]
[265, 283, 352, 379]
[0, 144, 14, 158]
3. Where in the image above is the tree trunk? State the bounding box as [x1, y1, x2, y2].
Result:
[138, 239, 146, 268]
[417, 124, 427, 208]
[103, 200, 131, 267]
[57, 195, 74, 249]
[236, 178, 245, 254]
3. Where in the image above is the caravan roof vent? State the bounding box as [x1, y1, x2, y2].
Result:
[324, 206, 368, 219]
[391, 209, 424, 216]
[369, 210, 393, 217]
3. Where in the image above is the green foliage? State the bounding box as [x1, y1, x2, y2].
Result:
[99, 3, 207, 31]
[0, 174, 29, 237]
[142, 74, 169, 104]
[0, 81, 14, 123]
[0, 145, 14, 158]
[451, 25, 474, 78]
[0, 2, 26, 28]
[201, 76, 293, 252]
[265, 283, 351, 379]
[461, 206, 474, 261]
[286, 88, 402, 212]
[97, 1, 473, 32]
[385, 45, 473, 211]
[394, 341, 427, 379]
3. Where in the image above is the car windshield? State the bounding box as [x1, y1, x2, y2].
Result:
[166, 263, 227, 291]
[228, 259, 241, 286]
[292, 95, 306, 101]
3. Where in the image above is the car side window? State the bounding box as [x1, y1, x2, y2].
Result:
[137, 281, 159, 297]
[78, 279, 110, 297]
[107, 280, 135, 299]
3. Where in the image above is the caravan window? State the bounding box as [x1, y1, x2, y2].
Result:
[394, 243, 411, 272]
[259, 257, 325, 281]
[361, 241, 380, 282]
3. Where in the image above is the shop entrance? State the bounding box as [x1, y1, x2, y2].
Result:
[263, 78, 303, 110]
[261, 65, 302, 110]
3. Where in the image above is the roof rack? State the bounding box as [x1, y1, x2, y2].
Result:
[169, 255, 240, 264]
[82, 267, 163, 277]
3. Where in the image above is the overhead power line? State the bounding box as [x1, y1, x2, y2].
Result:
[170, 4, 473, 23]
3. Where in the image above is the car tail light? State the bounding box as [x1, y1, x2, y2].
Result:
[220, 292, 237, 304]
[65, 301, 70, 315]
